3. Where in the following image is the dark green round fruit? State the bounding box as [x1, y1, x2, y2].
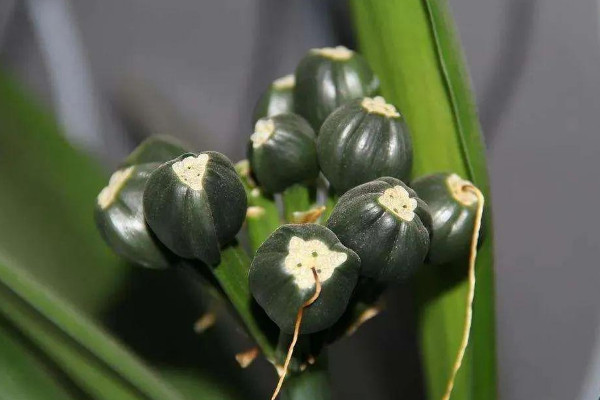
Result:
[326, 177, 431, 283]
[121, 135, 188, 167]
[248, 113, 319, 194]
[143, 152, 247, 265]
[411, 173, 482, 265]
[317, 96, 413, 194]
[95, 163, 173, 269]
[249, 224, 360, 334]
[294, 46, 379, 130]
[252, 74, 295, 123]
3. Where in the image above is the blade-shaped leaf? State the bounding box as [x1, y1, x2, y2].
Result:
[350, 1, 496, 399]
[0, 254, 185, 400]
[0, 320, 82, 400]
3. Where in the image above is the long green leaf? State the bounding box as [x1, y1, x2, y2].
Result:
[0, 254, 185, 400]
[350, 1, 496, 399]
[0, 291, 146, 400]
[0, 320, 81, 400]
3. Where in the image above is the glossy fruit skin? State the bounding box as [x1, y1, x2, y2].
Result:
[249, 224, 360, 334]
[294, 50, 379, 130]
[317, 99, 413, 194]
[95, 163, 173, 269]
[326, 177, 431, 283]
[411, 173, 481, 265]
[252, 79, 295, 123]
[248, 113, 319, 194]
[121, 135, 188, 167]
[143, 152, 247, 265]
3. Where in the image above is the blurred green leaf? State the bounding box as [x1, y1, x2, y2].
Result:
[0, 71, 126, 314]
[0, 254, 185, 400]
[0, 320, 81, 400]
[350, 1, 496, 399]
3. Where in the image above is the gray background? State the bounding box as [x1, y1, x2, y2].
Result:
[1, 0, 600, 399]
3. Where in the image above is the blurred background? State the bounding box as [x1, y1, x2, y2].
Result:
[1, 0, 599, 399]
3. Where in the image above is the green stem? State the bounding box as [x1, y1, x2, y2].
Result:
[321, 192, 337, 224]
[246, 190, 280, 253]
[235, 160, 280, 253]
[211, 245, 278, 362]
[282, 184, 312, 223]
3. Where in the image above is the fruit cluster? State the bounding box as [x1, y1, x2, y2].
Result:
[94, 45, 483, 383]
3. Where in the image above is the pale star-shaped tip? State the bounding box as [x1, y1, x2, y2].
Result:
[273, 74, 295, 89]
[283, 236, 348, 290]
[378, 185, 418, 221]
[361, 96, 400, 118]
[172, 154, 209, 190]
[250, 119, 275, 149]
[446, 173, 478, 206]
[97, 166, 134, 209]
[312, 45, 354, 61]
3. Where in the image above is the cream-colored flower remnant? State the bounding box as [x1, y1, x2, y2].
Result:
[246, 206, 266, 219]
[172, 154, 210, 191]
[378, 185, 417, 221]
[446, 173, 478, 206]
[283, 236, 348, 290]
[361, 96, 400, 118]
[250, 119, 275, 149]
[97, 166, 134, 209]
[312, 45, 354, 61]
[250, 188, 261, 198]
[273, 74, 295, 90]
